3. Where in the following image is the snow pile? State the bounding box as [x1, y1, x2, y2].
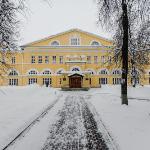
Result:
[0, 85, 59, 149]
[89, 85, 150, 150]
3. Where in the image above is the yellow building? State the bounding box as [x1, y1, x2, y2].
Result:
[0, 28, 150, 88]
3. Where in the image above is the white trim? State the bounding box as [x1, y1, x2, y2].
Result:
[111, 69, 122, 75]
[97, 68, 109, 75]
[85, 68, 96, 75]
[41, 68, 53, 75]
[8, 68, 20, 76]
[90, 40, 102, 46]
[50, 40, 60, 46]
[55, 68, 65, 75]
[27, 68, 39, 75]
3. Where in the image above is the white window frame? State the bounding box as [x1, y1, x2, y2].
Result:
[28, 78, 37, 84]
[38, 56, 42, 64]
[70, 37, 80, 45]
[31, 56, 36, 64]
[9, 79, 18, 86]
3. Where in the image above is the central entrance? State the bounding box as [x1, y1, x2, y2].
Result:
[69, 74, 83, 88]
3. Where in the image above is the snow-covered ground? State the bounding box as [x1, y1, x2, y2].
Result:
[88, 85, 150, 150]
[0, 85, 150, 150]
[0, 85, 59, 149]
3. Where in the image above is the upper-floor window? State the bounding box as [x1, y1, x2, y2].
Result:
[59, 56, 63, 64]
[45, 56, 49, 64]
[108, 56, 112, 64]
[11, 57, 16, 64]
[112, 70, 121, 75]
[99, 69, 108, 75]
[9, 70, 18, 76]
[38, 56, 42, 64]
[91, 41, 100, 46]
[51, 41, 59, 46]
[87, 56, 91, 64]
[94, 56, 98, 64]
[101, 56, 105, 63]
[43, 70, 51, 75]
[31, 56, 35, 64]
[52, 56, 56, 64]
[71, 37, 80, 45]
[29, 70, 38, 75]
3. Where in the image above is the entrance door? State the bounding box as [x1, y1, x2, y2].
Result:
[69, 75, 82, 88]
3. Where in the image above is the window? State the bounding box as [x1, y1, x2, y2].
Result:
[28, 78, 37, 84]
[89, 78, 92, 85]
[113, 78, 121, 84]
[94, 56, 98, 64]
[45, 56, 49, 64]
[9, 79, 18, 86]
[99, 78, 107, 84]
[43, 78, 52, 85]
[11, 57, 16, 64]
[59, 56, 63, 64]
[9, 70, 18, 76]
[99, 69, 108, 75]
[38, 56, 42, 63]
[43, 70, 51, 75]
[112, 70, 121, 75]
[101, 56, 105, 63]
[87, 56, 91, 64]
[108, 56, 112, 64]
[87, 70, 94, 75]
[29, 70, 38, 75]
[57, 70, 63, 74]
[71, 37, 80, 45]
[31, 56, 35, 64]
[51, 41, 59, 46]
[91, 41, 100, 46]
[72, 68, 80, 71]
[60, 78, 62, 84]
[52, 56, 56, 64]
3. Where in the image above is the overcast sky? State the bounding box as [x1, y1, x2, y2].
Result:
[19, 0, 112, 45]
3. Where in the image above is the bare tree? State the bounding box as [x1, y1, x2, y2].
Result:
[0, 0, 25, 78]
[97, 0, 150, 105]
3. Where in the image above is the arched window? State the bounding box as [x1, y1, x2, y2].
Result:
[72, 68, 80, 71]
[56, 69, 65, 75]
[86, 69, 96, 75]
[43, 70, 51, 75]
[28, 70, 38, 75]
[112, 70, 121, 75]
[51, 41, 59, 46]
[9, 69, 18, 76]
[91, 41, 100, 46]
[99, 69, 108, 75]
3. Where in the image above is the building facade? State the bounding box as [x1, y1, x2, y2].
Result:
[0, 29, 150, 87]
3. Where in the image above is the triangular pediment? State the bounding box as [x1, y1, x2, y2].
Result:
[22, 28, 113, 47]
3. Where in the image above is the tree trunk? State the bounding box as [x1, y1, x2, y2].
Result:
[121, 2, 128, 105]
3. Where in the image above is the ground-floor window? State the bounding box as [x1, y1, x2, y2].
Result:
[28, 78, 37, 85]
[9, 79, 18, 86]
[43, 78, 52, 85]
[99, 78, 107, 84]
[113, 78, 121, 84]
[89, 78, 91, 85]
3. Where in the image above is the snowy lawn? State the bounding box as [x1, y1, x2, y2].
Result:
[89, 85, 150, 150]
[0, 85, 59, 149]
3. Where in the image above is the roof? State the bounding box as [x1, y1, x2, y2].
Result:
[21, 28, 113, 47]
